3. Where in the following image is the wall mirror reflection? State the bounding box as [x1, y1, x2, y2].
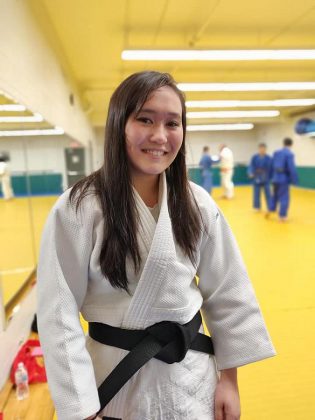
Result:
[0, 88, 89, 329]
[0, 89, 35, 321]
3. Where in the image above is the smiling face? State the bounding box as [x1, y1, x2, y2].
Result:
[125, 86, 184, 184]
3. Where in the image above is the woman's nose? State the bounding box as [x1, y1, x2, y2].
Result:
[150, 124, 167, 143]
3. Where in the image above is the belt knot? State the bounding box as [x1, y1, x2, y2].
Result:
[146, 316, 200, 364]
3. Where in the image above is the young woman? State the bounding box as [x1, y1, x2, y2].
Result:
[37, 71, 275, 420]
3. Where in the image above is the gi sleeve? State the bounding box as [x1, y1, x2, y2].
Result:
[247, 156, 255, 178]
[287, 154, 298, 184]
[37, 190, 100, 420]
[267, 156, 273, 181]
[197, 199, 276, 370]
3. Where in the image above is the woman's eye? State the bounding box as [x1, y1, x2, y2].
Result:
[167, 121, 180, 128]
[137, 117, 152, 124]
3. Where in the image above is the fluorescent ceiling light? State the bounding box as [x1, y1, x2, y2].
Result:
[0, 113, 44, 123]
[301, 131, 315, 137]
[187, 110, 279, 118]
[186, 99, 315, 108]
[187, 123, 254, 131]
[0, 104, 27, 111]
[178, 82, 315, 92]
[0, 127, 64, 137]
[122, 49, 315, 61]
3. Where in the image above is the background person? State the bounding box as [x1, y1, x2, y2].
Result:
[268, 138, 298, 222]
[219, 144, 234, 199]
[0, 152, 14, 200]
[199, 145, 214, 194]
[248, 143, 272, 211]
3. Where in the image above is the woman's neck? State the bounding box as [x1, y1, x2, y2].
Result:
[132, 174, 160, 207]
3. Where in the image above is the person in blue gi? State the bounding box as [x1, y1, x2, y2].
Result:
[247, 143, 272, 211]
[268, 138, 298, 222]
[199, 146, 214, 194]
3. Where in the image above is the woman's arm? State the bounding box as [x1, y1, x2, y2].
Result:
[196, 195, 276, 370]
[214, 368, 240, 420]
[37, 191, 100, 420]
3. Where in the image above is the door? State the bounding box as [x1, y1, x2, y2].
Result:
[64, 147, 86, 188]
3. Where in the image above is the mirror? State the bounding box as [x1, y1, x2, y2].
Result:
[26, 135, 90, 287]
[0, 135, 36, 323]
[0, 88, 91, 329]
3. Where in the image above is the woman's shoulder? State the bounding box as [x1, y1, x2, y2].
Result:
[188, 182, 221, 236]
[49, 185, 101, 226]
[189, 181, 218, 214]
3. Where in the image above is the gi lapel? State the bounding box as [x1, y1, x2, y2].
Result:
[131, 189, 157, 256]
[122, 172, 176, 329]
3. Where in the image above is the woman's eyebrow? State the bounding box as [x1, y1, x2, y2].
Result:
[139, 108, 181, 119]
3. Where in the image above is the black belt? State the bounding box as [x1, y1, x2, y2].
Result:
[89, 311, 214, 416]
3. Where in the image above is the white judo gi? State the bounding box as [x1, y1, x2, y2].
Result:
[37, 173, 275, 420]
[0, 161, 14, 200]
[220, 146, 234, 198]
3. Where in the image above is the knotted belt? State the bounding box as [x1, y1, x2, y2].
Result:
[88, 311, 214, 415]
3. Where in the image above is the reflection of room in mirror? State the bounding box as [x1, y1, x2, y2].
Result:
[0, 160, 35, 309]
[0, 169, 61, 308]
[0, 85, 93, 316]
[0, 151, 14, 200]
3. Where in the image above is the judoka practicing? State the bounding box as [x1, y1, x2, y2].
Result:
[247, 143, 272, 211]
[199, 146, 215, 194]
[268, 138, 298, 222]
[219, 144, 234, 199]
[37, 71, 275, 420]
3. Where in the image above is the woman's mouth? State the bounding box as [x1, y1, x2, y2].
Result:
[142, 149, 167, 156]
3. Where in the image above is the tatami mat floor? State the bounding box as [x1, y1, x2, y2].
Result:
[215, 186, 315, 420]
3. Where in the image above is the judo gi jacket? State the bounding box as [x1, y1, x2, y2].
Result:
[248, 154, 272, 184]
[199, 153, 214, 193]
[37, 173, 275, 420]
[271, 148, 298, 184]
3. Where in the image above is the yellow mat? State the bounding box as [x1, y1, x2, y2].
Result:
[215, 186, 315, 420]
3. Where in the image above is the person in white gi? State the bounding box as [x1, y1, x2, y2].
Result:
[37, 71, 275, 420]
[0, 153, 14, 200]
[219, 144, 234, 199]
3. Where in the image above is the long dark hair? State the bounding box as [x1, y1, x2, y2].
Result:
[70, 71, 202, 292]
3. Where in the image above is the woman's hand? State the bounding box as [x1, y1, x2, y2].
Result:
[214, 367, 241, 420]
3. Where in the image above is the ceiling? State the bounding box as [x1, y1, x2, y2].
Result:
[22, 0, 315, 128]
